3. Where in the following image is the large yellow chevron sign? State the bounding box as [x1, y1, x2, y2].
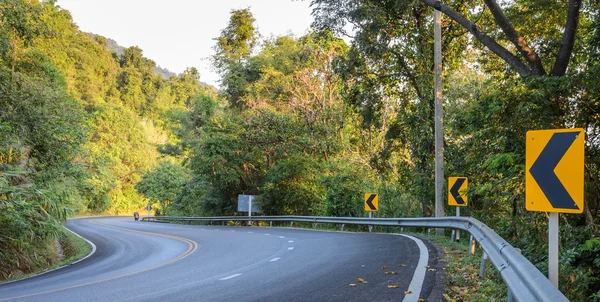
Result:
[526, 128, 584, 213]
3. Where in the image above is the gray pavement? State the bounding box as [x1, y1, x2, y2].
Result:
[0, 217, 442, 301]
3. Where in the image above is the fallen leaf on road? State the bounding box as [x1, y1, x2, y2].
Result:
[390, 271, 397, 275]
[384, 271, 390, 275]
[418, 299, 425, 302]
[404, 290, 412, 294]
[388, 285, 399, 289]
[428, 268, 436, 271]
[349, 284, 357, 287]
[398, 264, 406, 267]
[358, 278, 365, 283]
[382, 265, 388, 269]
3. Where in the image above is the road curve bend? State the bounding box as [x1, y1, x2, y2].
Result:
[0, 217, 443, 302]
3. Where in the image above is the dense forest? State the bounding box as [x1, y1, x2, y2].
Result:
[1, 0, 599, 299]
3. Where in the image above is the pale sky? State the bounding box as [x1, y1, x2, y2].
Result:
[55, 0, 315, 87]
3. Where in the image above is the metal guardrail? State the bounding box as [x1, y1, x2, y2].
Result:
[142, 215, 568, 301]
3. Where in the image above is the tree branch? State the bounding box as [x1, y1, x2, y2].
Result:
[550, 0, 582, 76]
[483, 0, 546, 75]
[419, 0, 533, 76]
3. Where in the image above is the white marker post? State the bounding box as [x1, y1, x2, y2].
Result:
[368, 211, 373, 232]
[549, 212, 559, 287]
[248, 195, 253, 226]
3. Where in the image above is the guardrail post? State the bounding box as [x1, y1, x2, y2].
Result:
[290, 221, 294, 228]
[400, 227, 404, 233]
[270, 221, 272, 227]
[427, 228, 431, 236]
[451, 229, 456, 241]
[341, 224, 345, 231]
[469, 235, 476, 255]
[479, 252, 488, 278]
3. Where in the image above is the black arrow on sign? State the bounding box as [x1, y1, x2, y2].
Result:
[450, 178, 466, 205]
[529, 132, 579, 210]
[365, 194, 377, 211]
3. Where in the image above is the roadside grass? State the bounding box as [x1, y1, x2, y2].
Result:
[427, 234, 507, 301]
[1, 227, 92, 283]
[57, 227, 92, 267]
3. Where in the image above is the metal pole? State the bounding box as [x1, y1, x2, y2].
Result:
[456, 207, 460, 241]
[434, 7, 445, 235]
[248, 196, 252, 226]
[479, 252, 488, 278]
[549, 212, 559, 287]
[368, 211, 373, 232]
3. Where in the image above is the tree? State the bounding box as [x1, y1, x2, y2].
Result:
[213, 8, 259, 108]
[135, 161, 190, 215]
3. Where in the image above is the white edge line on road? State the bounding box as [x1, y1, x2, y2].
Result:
[219, 274, 242, 281]
[278, 236, 285, 238]
[265, 234, 271, 236]
[395, 234, 429, 302]
[270, 257, 281, 262]
[287, 247, 294, 250]
[0, 224, 97, 286]
[247, 231, 253, 234]
[288, 240, 293, 243]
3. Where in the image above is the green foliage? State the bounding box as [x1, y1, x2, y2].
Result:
[135, 161, 190, 215]
[0, 0, 208, 280]
[261, 155, 326, 216]
[0, 170, 72, 279]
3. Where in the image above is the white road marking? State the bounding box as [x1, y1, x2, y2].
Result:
[219, 274, 242, 280]
[270, 257, 281, 262]
[288, 240, 294, 243]
[247, 231, 253, 234]
[395, 234, 429, 302]
[265, 234, 271, 236]
[278, 236, 285, 238]
[287, 247, 294, 250]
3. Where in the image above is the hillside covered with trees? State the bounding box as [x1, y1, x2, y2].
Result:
[1, 0, 600, 299]
[0, 0, 213, 279]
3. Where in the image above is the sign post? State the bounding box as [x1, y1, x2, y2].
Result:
[526, 128, 584, 287]
[248, 195, 253, 226]
[146, 204, 152, 217]
[448, 177, 468, 241]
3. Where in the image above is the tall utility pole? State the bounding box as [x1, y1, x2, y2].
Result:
[434, 8, 445, 232]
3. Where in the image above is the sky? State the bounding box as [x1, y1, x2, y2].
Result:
[55, 0, 315, 87]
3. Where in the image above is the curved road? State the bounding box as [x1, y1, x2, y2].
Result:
[0, 217, 443, 301]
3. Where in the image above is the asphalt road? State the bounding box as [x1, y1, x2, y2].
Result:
[0, 217, 443, 302]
